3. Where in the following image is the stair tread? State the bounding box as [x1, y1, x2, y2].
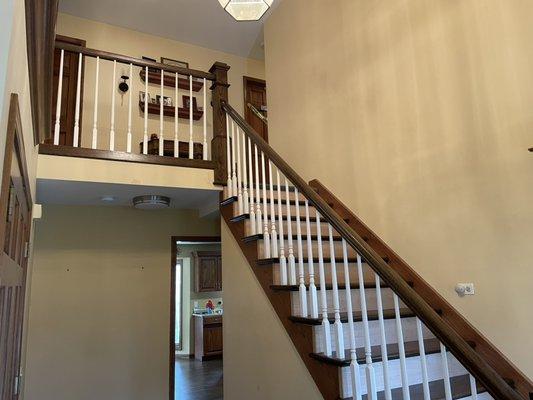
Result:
[244, 233, 344, 243]
[229, 213, 350, 224]
[257, 256, 367, 266]
[289, 308, 415, 326]
[270, 282, 386, 291]
[221, 195, 312, 207]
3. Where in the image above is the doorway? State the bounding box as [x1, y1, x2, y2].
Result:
[243, 76, 268, 142]
[170, 236, 223, 400]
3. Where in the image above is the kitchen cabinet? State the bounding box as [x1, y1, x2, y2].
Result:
[194, 314, 223, 361]
[194, 251, 222, 292]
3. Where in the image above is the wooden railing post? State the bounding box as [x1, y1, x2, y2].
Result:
[209, 62, 230, 185]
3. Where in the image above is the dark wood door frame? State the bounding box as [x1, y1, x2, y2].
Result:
[169, 235, 221, 400]
[243, 76, 268, 142]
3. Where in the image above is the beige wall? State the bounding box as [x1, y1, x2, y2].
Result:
[24, 205, 220, 400]
[56, 13, 265, 154]
[265, 0, 533, 378]
[221, 221, 322, 399]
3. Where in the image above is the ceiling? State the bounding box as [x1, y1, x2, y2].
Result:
[58, 0, 281, 60]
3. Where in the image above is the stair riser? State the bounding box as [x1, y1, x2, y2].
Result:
[244, 219, 340, 238]
[313, 317, 434, 354]
[257, 239, 360, 260]
[339, 351, 468, 398]
[272, 261, 375, 286]
[291, 287, 406, 316]
[223, 187, 306, 202]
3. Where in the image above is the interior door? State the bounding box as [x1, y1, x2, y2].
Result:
[0, 95, 32, 400]
[243, 77, 268, 142]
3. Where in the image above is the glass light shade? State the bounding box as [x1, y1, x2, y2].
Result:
[218, 0, 273, 21]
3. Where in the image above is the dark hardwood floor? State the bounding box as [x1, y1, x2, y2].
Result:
[175, 357, 223, 400]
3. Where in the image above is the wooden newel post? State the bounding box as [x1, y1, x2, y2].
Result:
[209, 61, 230, 186]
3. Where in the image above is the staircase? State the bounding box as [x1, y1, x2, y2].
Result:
[219, 102, 532, 400]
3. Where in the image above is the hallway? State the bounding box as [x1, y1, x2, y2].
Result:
[175, 357, 223, 400]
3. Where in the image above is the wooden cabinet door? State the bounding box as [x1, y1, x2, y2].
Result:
[203, 325, 223, 355]
[195, 251, 221, 292]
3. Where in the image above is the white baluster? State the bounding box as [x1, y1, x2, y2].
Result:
[92, 56, 100, 149]
[268, 161, 278, 257]
[159, 69, 164, 156]
[126, 63, 133, 153]
[73, 53, 82, 148]
[393, 293, 410, 400]
[276, 169, 287, 284]
[285, 179, 296, 284]
[329, 224, 344, 358]
[316, 212, 332, 356]
[416, 318, 431, 400]
[254, 145, 262, 235]
[305, 200, 318, 318]
[242, 131, 249, 214]
[342, 239, 362, 400]
[188, 75, 193, 159]
[225, 115, 232, 196]
[375, 276, 392, 400]
[235, 124, 243, 215]
[295, 188, 307, 317]
[202, 77, 208, 160]
[440, 343, 453, 400]
[109, 60, 116, 151]
[174, 73, 179, 157]
[356, 254, 377, 399]
[231, 121, 238, 198]
[469, 375, 478, 400]
[143, 66, 148, 154]
[261, 152, 270, 259]
[53, 49, 65, 145]
[247, 137, 256, 235]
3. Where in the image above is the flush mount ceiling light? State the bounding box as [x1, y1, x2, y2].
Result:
[218, 0, 273, 21]
[132, 195, 170, 210]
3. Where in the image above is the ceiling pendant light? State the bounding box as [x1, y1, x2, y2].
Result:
[218, 0, 273, 21]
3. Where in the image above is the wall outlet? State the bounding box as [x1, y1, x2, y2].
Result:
[455, 283, 475, 296]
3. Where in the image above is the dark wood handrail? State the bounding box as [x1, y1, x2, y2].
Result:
[221, 101, 524, 400]
[54, 41, 216, 81]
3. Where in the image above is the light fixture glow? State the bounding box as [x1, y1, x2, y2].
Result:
[218, 0, 273, 21]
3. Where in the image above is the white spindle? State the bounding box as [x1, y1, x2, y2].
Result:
[276, 169, 287, 284]
[248, 138, 256, 234]
[342, 239, 362, 400]
[416, 318, 431, 400]
[285, 179, 296, 284]
[174, 73, 179, 157]
[393, 293, 410, 400]
[440, 343, 453, 400]
[242, 131, 249, 214]
[72, 53, 82, 148]
[159, 69, 164, 156]
[375, 276, 392, 400]
[53, 49, 65, 145]
[305, 200, 318, 318]
[92, 56, 100, 149]
[235, 124, 243, 215]
[109, 60, 116, 151]
[261, 152, 271, 258]
[268, 162, 278, 257]
[231, 121, 238, 198]
[469, 375, 478, 400]
[254, 145, 262, 235]
[202, 77, 207, 160]
[316, 212, 332, 356]
[126, 63, 133, 153]
[328, 224, 344, 358]
[295, 188, 307, 317]
[143, 66, 148, 154]
[188, 75, 193, 159]
[226, 115, 232, 196]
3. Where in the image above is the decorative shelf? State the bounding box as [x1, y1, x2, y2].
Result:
[139, 100, 203, 120]
[139, 69, 204, 92]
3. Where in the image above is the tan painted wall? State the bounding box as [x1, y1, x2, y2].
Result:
[265, 0, 533, 378]
[24, 205, 220, 400]
[56, 13, 265, 154]
[221, 221, 323, 399]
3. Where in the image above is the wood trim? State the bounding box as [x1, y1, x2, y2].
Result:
[55, 34, 86, 47]
[169, 235, 221, 400]
[25, 0, 59, 144]
[243, 76, 268, 143]
[221, 101, 524, 400]
[38, 144, 216, 170]
[310, 178, 533, 400]
[209, 62, 230, 186]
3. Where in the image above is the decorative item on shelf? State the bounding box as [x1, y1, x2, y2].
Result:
[149, 97, 158, 105]
[142, 56, 159, 72]
[119, 75, 129, 94]
[156, 95, 173, 106]
[161, 57, 189, 69]
[139, 69, 204, 91]
[139, 91, 150, 103]
[183, 95, 198, 111]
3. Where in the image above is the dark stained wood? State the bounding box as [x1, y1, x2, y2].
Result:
[194, 251, 222, 292]
[139, 139, 204, 159]
[209, 62, 230, 186]
[25, 0, 59, 144]
[243, 76, 268, 142]
[139, 69, 204, 92]
[289, 308, 415, 326]
[221, 200, 342, 399]
[38, 144, 216, 170]
[173, 236, 221, 243]
[139, 100, 203, 120]
[310, 178, 533, 400]
[221, 101, 525, 400]
[174, 358, 222, 400]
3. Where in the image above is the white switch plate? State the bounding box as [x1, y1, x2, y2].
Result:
[455, 283, 475, 296]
